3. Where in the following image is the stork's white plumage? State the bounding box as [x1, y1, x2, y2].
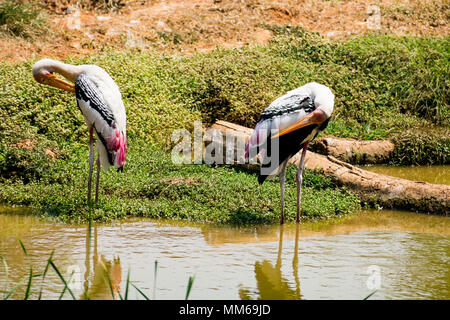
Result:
[245, 82, 334, 224]
[32, 58, 127, 203]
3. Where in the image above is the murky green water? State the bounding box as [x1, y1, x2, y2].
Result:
[360, 165, 450, 185]
[0, 206, 449, 300]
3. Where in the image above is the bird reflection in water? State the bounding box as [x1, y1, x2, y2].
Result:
[239, 225, 302, 300]
[80, 222, 122, 300]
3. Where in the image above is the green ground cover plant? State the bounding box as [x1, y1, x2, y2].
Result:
[0, 29, 448, 222]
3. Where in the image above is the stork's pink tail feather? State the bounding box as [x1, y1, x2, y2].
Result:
[107, 128, 127, 168]
[116, 132, 127, 168]
[245, 123, 266, 160]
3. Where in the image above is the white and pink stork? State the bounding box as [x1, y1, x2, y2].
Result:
[245, 82, 334, 224]
[32, 59, 127, 204]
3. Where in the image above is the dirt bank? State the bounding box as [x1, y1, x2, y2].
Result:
[1, 0, 448, 63]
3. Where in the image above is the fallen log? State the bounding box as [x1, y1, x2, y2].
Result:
[205, 120, 450, 215]
[309, 137, 395, 164]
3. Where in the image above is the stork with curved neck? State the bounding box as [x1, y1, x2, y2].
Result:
[32, 58, 127, 204]
[245, 82, 334, 224]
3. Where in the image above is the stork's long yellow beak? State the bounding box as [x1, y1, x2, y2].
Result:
[272, 109, 328, 138]
[46, 74, 75, 93]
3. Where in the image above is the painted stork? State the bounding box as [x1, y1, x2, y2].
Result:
[32, 59, 127, 204]
[245, 82, 334, 224]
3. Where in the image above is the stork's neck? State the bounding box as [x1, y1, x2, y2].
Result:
[33, 59, 83, 83]
[307, 82, 334, 118]
[316, 99, 334, 119]
[50, 60, 83, 83]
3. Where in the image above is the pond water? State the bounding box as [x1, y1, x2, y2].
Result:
[0, 206, 449, 300]
[360, 165, 450, 185]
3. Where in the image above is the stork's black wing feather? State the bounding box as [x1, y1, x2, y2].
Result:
[257, 117, 330, 184]
[258, 125, 312, 184]
[259, 94, 315, 121]
[75, 73, 117, 166]
[75, 74, 116, 127]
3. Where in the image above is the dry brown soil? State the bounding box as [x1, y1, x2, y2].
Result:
[1, 0, 448, 63]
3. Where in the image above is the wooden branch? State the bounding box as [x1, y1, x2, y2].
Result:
[309, 137, 395, 164]
[206, 120, 450, 215]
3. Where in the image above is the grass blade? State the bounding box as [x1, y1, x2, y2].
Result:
[18, 240, 32, 300]
[100, 264, 122, 300]
[1, 257, 9, 300]
[82, 291, 90, 300]
[24, 265, 33, 300]
[363, 290, 377, 300]
[124, 269, 130, 300]
[185, 275, 195, 300]
[3, 280, 24, 300]
[130, 282, 150, 300]
[38, 251, 54, 300]
[18, 240, 28, 257]
[49, 259, 76, 300]
[102, 272, 117, 300]
[58, 271, 74, 300]
[153, 260, 158, 300]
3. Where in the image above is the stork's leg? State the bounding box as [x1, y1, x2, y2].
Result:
[296, 143, 308, 223]
[279, 160, 288, 225]
[95, 156, 100, 204]
[87, 127, 95, 204]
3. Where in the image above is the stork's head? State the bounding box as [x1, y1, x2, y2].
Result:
[314, 90, 334, 119]
[32, 59, 76, 93]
